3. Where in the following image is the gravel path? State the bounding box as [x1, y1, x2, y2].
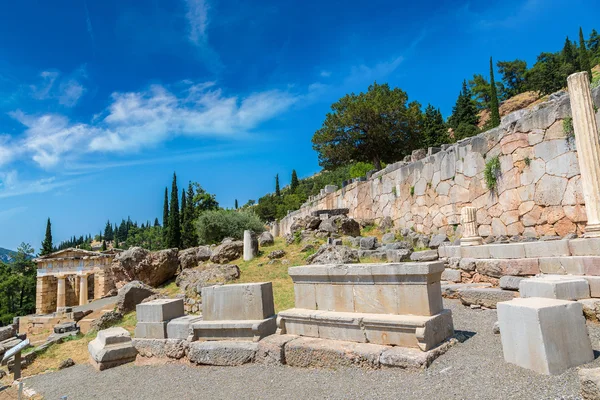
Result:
[25, 299, 600, 400]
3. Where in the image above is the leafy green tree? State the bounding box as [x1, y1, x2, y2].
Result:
[562, 37, 579, 70]
[290, 170, 299, 192]
[579, 27, 593, 81]
[125, 226, 165, 251]
[41, 218, 53, 255]
[526, 52, 564, 95]
[312, 82, 422, 171]
[422, 105, 448, 147]
[497, 59, 528, 98]
[589, 29, 600, 62]
[196, 210, 265, 244]
[489, 57, 501, 128]
[469, 74, 491, 110]
[448, 80, 479, 135]
[349, 162, 375, 179]
[275, 174, 281, 196]
[190, 182, 219, 216]
[167, 173, 181, 248]
[454, 123, 480, 141]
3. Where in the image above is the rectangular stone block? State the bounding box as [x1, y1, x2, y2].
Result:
[192, 316, 277, 342]
[441, 269, 462, 283]
[96, 327, 132, 346]
[519, 275, 590, 300]
[499, 276, 525, 291]
[568, 238, 600, 256]
[539, 257, 585, 275]
[460, 245, 490, 259]
[487, 243, 526, 259]
[583, 276, 600, 298]
[188, 341, 258, 366]
[352, 285, 398, 314]
[582, 257, 600, 276]
[294, 283, 316, 309]
[444, 246, 462, 258]
[497, 297, 594, 375]
[166, 315, 202, 340]
[283, 337, 385, 369]
[135, 321, 168, 339]
[314, 284, 355, 312]
[524, 240, 571, 258]
[202, 282, 275, 321]
[136, 299, 184, 323]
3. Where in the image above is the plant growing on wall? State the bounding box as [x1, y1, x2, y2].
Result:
[484, 156, 501, 192]
[410, 186, 415, 196]
[524, 156, 531, 166]
[563, 117, 575, 149]
[392, 186, 398, 197]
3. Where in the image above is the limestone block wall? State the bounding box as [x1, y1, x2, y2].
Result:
[278, 87, 600, 238]
[36, 276, 57, 315]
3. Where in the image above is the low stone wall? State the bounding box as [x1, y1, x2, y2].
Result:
[278, 87, 600, 238]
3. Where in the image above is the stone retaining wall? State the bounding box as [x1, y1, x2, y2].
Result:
[278, 87, 600, 238]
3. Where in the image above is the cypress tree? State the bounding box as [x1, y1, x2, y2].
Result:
[41, 218, 53, 255]
[101, 240, 107, 251]
[181, 189, 186, 226]
[275, 174, 281, 196]
[579, 27, 593, 81]
[290, 170, 299, 192]
[168, 173, 181, 248]
[163, 187, 169, 240]
[489, 57, 501, 128]
[154, 218, 160, 227]
[235, 199, 239, 209]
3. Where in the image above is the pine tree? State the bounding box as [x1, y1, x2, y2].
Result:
[447, 80, 479, 138]
[422, 104, 448, 147]
[181, 189, 186, 226]
[41, 218, 53, 255]
[235, 199, 239, 209]
[489, 57, 501, 128]
[168, 173, 181, 248]
[154, 218, 160, 227]
[104, 220, 113, 241]
[275, 174, 281, 196]
[562, 37, 579, 69]
[579, 27, 593, 82]
[290, 170, 299, 192]
[101, 240, 107, 251]
[163, 187, 169, 240]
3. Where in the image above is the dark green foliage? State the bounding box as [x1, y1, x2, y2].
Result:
[275, 174, 281, 196]
[162, 187, 169, 241]
[181, 183, 199, 248]
[579, 27, 593, 82]
[101, 240, 107, 251]
[290, 170, 299, 192]
[312, 82, 423, 171]
[422, 104, 448, 147]
[196, 210, 265, 245]
[454, 123, 480, 141]
[180, 189, 186, 226]
[497, 59, 528, 98]
[154, 218, 160, 227]
[448, 80, 479, 133]
[489, 57, 501, 128]
[589, 29, 600, 63]
[0, 243, 36, 325]
[235, 199, 239, 209]
[125, 226, 165, 250]
[526, 52, 564, 95]
[469, 74, 491, 110]
[349, 162, 375, 179]
[167, 173, 181, 248]
[190, 182, 219, 214]
[484, 156, 501, 192]
[103, 220, 114, 241]
[41, 218, 53, 256]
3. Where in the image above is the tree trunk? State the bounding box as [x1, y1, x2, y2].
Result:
[373, 156, 382, 171]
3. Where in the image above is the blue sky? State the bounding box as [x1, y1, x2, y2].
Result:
[0, 0, 598, 252]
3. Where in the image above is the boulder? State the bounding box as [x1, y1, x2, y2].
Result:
[0, 325, 15, 343]
[306, 245, 359, 265]
[268, 250, 286, 259]
[258, 232, 275, 247]
[318, 219, 337, 234]
[305, 216, 322, 230]
[175, 264, 240, 295]
[386, 249, 412, 262]
[499, 276, 525, 291]
[90, 311, 123, 331]
[410, 250, 439, 262]
[458, 288, 517, 309]
[580, 368, 600, 400]
[116, 281, 157, 314]
[381, 233, 396, 244]
[210, 241, 243, 264]
[379, 216, 394, 231]
[429, 234, 449, 249]
[178, 246, 212, 270]
[58, 358, 75, 370]
[360, 237, 378, 250]
[110, 247, 179, 288]
[337, 217, 361, 237]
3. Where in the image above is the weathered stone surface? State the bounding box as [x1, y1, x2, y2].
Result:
[135, 321, 168, 339]
[188, 341, 257, 366]
[136, 298, 184, 323]
[284, 337, 385, 369]
[579, 368, 600, 400]
[58, 358, 75, 370]
[338, 217, 361, 237]
[475, 259, 540, 278]
[569, 238, 600, 256]
[441, 269, 461, 283]
[111, 247, 180, 288]
[381, 233, 396, 244]
[519, 275, 590, 300]
[410, 250, 438, 262]
[178, 246, 212, 270]
[499, 276, 525, 291]
[202, 282, 275, 321]
[88, 327, 137, 371]
[306, 245, 359, 265]
[210, 241, 244, 264]
[0, 325, 16, 343]
[360, 236, 377, 250]
[380, 339, 457, 369]
[255, 334, 297, 365]
[90, 311, 123, 332]
[175, 264, 240, 295]
[167, 315, 202, 340]
[458, 288, 517, 309]
[132, 338, 189, 359]
[116, 281, 157, 314]
[498, 297, 593, 375]
[258, 231, 275, 247]
[386, 249, 412, 262]
[267, 250, 286, 259]
[579, 299, 600, 322]
[192, 316, 277, 342]
[429, 234, 448, 249]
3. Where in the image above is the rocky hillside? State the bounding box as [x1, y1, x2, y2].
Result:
[0, 247, 16, 263]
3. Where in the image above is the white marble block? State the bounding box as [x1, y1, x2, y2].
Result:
[497, 297, 594, 375]
[519, 275, 590, 300]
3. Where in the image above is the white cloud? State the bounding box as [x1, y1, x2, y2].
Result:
[0, 136, 15, 167]
[58, 79, 86, 107]
[28, 68, 87, 108]
[7, 81, 299, 167]
[320, 70, 331, 78]
[346, 56, 404, 84]
[185, 0, 209, 45]
[30, 71, 59, 100]
[0, 170, 77, 199]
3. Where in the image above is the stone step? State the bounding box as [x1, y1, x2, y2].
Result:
[277, 308, 454, 351]
[191, 316, 277, 342]
[457, 287, 518, 309]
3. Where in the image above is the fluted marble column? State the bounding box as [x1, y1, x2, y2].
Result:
[460, 207, 483, 246]
[243, 230, 257, 261]
[79, 273, 89, 306]
[567, 72, 600, 237]
[56, 274, 66, 311]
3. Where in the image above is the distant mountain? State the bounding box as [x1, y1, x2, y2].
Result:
[0, 248, 17, 263]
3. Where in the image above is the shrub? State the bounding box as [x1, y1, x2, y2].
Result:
[410, 186, 415, 196]
[196, 210, 265, 244]
[563, 117, 575, 148]
[524, 156, 531, 166]
[484, 156, 501, 192]
[349, 162, 375, 179]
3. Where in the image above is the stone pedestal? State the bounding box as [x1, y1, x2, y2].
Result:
[135, 299, 184, 339]
[79, 273, 89, 306]
[519, 275, 590, 300]
[567, 72, 600, 238]
[56, 274, 66, 311]
[498, 297, 594, 375]
[243, 230, 258, 261]
[460, 207, 483, 246]
[279, 263, 454, 351]
[88, 327, 137, 371]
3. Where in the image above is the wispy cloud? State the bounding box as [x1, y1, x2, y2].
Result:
[5, 81, 299, 169]
[320, 70, 331, 78]
[185, 0, 209, 45]
[83, 0, 95, 43]
[0, 170, 80, 199]
[346, 56, 404, 84]
[28, 67, 87, 107]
